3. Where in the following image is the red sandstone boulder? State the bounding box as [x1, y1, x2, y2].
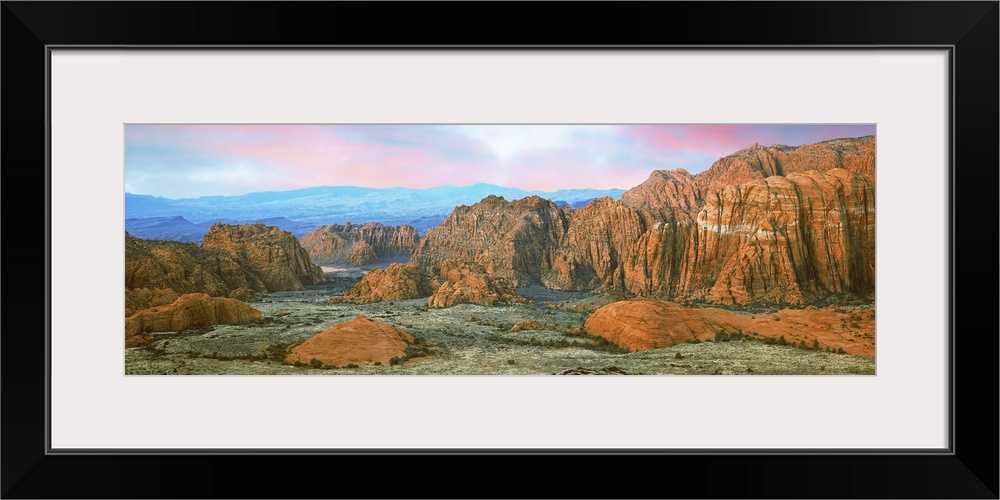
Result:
[284, 315, 416, 367]
[584, 300, 875, 355]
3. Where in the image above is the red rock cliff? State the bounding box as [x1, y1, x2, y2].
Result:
[405, 136, 875, 306]
[299, 222, 419, 265]
[201, 223, 326, 291]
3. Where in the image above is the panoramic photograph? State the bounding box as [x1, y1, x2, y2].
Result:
[124, 124, 876, 375]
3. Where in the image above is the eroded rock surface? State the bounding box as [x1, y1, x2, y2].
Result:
[427, 259, 526, 308]
[404, 137, 875, 306]
[284, 315, 415, 367]
[125, 293, 263, 347]
[330, 263, 432, 304]
[584, 300, 874, 355]
[201, 223, 326, 291]
[300, 222, 419, 265]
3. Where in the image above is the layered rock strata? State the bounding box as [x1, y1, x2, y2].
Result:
[427, 259, 527, 308]
[406, 136, 875, 306]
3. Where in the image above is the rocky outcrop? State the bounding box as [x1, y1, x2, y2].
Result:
[125, 293, 263, 346]
[403, 137, 875, 306]
[125, 288, 180, 317]
[619, 168, 701, 216]
[687, 136, 875, 199]
[345, 240, 378, 266]
[329, 263, 432, 304]
[691, 169, 874, 304]
[584, 300, 874, 355]
[126, 224, 324, 299]
[228, 287, 259, 303]
[427, 259, 526, 308]
[125, 232, 266, 296]
[543, 197, 663, 293]
[410, 195, 571, 287]
[300, 222, 419, 265]
[201, 223, 326, 290]
[284, 316, 416, 367]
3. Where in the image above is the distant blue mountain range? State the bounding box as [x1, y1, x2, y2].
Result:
[125, 184, 626, 242]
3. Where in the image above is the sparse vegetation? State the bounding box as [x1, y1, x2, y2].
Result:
[126, 276, 872, 375]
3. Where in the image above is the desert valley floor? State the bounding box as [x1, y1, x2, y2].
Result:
[126, 265, 875, 376]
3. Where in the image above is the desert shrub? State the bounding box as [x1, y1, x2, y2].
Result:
[812, 339, 821, 350]
[293, 360, 305, 367]
[715, 331, 731, 342]
[389, 357, 401, 365]
[372, 361, 382, 366]
[777, 335, 788, 346]
[309, 358, 322, 369]
[674, 352, 684, 359]
[837, 348, 846, 355]
[345, 363, 359, 369]
[507, 359, 516, 365]
[686, 338, 702, 344]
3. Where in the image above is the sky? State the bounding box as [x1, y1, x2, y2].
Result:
[125, 124, 875, 199]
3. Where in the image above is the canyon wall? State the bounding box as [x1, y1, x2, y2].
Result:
[404, 136, 875, 306]
[300, 222, 419, 266]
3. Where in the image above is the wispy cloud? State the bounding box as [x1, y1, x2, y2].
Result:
[125, 124, 875, 198]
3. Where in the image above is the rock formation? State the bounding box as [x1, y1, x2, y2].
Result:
[299, 222, 419, 265]
[125, 233, 260, 296]
[329, 263, 432, 304]
[126, 223, 324, 300]
[126, 224, 325, 345]
[427, 259, 527, 308]
[201, 223, 326, 291]
[410, 195, 571, 287]
[345, 240, 378, 266]
[284, 315, 416, 367]
[404, 136, 875, 306]
[125, 293, 263, 347]
[125, 288, 180, 317]
[584, 300, 874, 355]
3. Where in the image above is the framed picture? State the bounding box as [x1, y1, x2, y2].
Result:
[4, 2, 996, 498]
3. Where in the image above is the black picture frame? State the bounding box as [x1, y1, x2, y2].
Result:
[3, 2, 997, 498]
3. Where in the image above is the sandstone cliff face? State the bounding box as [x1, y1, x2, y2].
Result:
[690, 169, 875, 304]
[201, 223, 326, 291]
[427, 259, 526, 308]
[410, 195, 571, 287]
[404, 136, 875, 306]
[619, 168, 701, 216]
[300, 222, 419, 265]
[125, 232, 265, 296]
[676, 136, 875, 201]
[284, 315, 415, 367]
[125, 293, 263, 346]
[584, 299, 874, 355]
[344, 240, 378, 266]
[329, 263, 432, 304]
[543, 197, 662, 293]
